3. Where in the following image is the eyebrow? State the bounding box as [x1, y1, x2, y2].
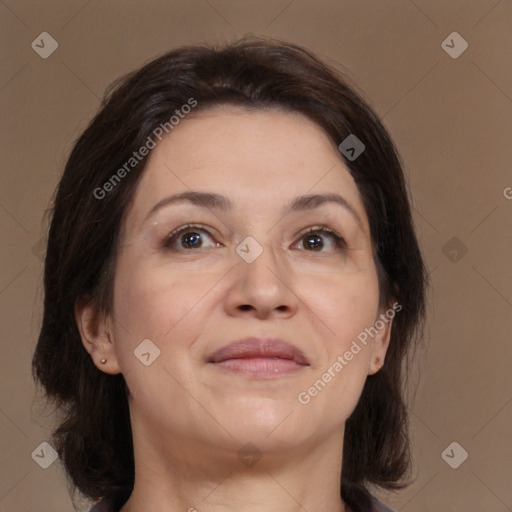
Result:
[143, 190, 364, 229]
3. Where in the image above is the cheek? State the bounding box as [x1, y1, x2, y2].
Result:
[113, 258, 193, 333]
[299, 268, 380, 345]
[111, 256, 224, 367]
[110, 260, 208, 415]
[293, 271, 379, 423]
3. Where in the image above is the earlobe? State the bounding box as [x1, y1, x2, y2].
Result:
[368, 355, 384, 375]
[367, 307, 394, 375]
[74, 298, 122, 375]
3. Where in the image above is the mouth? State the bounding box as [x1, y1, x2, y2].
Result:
[206, 337, 310, 377]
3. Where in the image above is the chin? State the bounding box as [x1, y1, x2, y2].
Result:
[225, 404, 312, 443]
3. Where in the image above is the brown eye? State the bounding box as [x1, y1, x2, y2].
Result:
[302, 232, 324, 251]
[294, 226, 346, 252]
[162, 225, 220, 250]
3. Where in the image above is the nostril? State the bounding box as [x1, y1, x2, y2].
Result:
[240, 304, 252, 311]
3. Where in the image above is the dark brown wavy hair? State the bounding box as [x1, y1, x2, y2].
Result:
[32, 36, 428, 511]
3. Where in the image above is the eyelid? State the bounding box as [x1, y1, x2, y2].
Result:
[296, 224, 340, 237]
[162, 223, 220, 249]
[162, 223, 347, 251]
[292, 224, 347, 250]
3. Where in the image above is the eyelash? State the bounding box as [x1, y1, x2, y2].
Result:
[295, 225, 347, 251]
[162, 224, 347, 252]
[162, 224, 219, 250]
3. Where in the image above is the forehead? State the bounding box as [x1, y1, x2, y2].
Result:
[122, 106, 369, 235]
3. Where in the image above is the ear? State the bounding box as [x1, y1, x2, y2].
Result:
[74, 297, 122, 375]
[367, 302, 397, 375]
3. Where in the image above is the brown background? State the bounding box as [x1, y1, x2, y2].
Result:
[1, 1, 511, 511]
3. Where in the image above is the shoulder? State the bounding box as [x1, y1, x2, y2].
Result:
[88, 498, 118, 512]
[88, 499, 113, 512]
[368, 493, 396, 512]
[88, 488, 131, 512]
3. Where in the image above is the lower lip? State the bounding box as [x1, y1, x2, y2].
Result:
[211, 357, 307, 376]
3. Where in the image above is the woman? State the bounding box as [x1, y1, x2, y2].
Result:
[32, 37, 427, 512]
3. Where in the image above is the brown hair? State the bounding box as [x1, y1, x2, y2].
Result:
[32, 36, 428, 510]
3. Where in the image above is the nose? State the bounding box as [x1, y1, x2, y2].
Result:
[224, 242, 299, 320]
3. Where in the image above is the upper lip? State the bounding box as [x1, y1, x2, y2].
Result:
[207, 337, 309, 365]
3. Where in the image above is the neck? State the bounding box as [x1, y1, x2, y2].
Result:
[120, 425, 348, 512]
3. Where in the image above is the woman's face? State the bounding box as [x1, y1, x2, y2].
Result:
[80, 106, 392, 462]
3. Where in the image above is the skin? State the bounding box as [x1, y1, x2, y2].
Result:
[76, 107, 393, 512]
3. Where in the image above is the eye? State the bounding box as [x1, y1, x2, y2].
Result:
[292, 225, 347, 252]
[162, 224, 222, 250]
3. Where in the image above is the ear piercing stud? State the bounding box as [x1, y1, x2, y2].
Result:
[101, 358, 107, 364]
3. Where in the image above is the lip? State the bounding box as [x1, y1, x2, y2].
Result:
[206, 337, 309, 376]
